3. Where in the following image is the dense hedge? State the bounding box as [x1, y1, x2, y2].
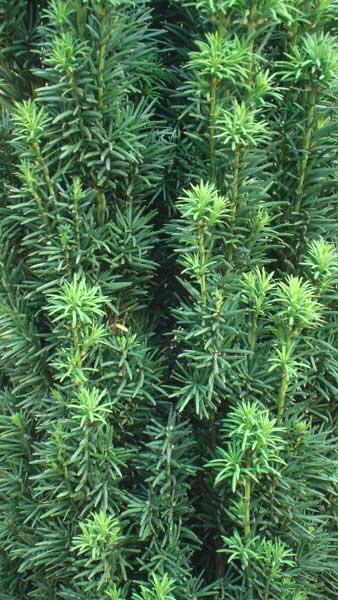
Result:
[0, 2, 337, 599]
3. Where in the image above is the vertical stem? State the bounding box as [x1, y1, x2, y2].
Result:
[98, 6, 108, 112]
[244, 475, 253, 599]
[278, 373, 289, 425]
[209, 410, 217, 450]
[277, 331, 293, 423]
[67, 70, 85, 134]
[83, 426, 89, 484]
[209, 78, 218, 184]
[76, 0, 87, 40]
[198, 221, 207, 305]
[289, 6, 300, 46]
[276, 109, 288, 223]
[246, 0, 257, 87]
[31, 186, 51, 229]
[263, 574, 272, 600]
[248, 0, 258, 50]
[96, 190, 107, 226]
[32, 142, 57, 208]
[295, 89, 318, 213]
[72, 325, 83, 371]
[277, 374, 288, 424]
[103, 554, 113, 586]
[97, 0, 109, 231]
[244, 477, 251, 540]
[73, 190, 80, 244]
[249, 313, 258, 353]
[166, 433, 173, 523]
[18, 418, 32, 463]
[231, 150, 240, 219]
[218, 14, 230, 37]
[57, 441, 76, 504]
[228, 148, 241, 263]
[73, 325, 79, 354]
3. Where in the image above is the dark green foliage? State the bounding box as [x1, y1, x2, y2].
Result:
[0, 0, 44, 107]
[0, 2, 337, 600]
[0, 2, 173, 598]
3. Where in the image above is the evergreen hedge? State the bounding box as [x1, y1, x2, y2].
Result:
[0, 2, 337, 599]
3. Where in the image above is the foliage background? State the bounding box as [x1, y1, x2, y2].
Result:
[0, 1, 337, 600]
